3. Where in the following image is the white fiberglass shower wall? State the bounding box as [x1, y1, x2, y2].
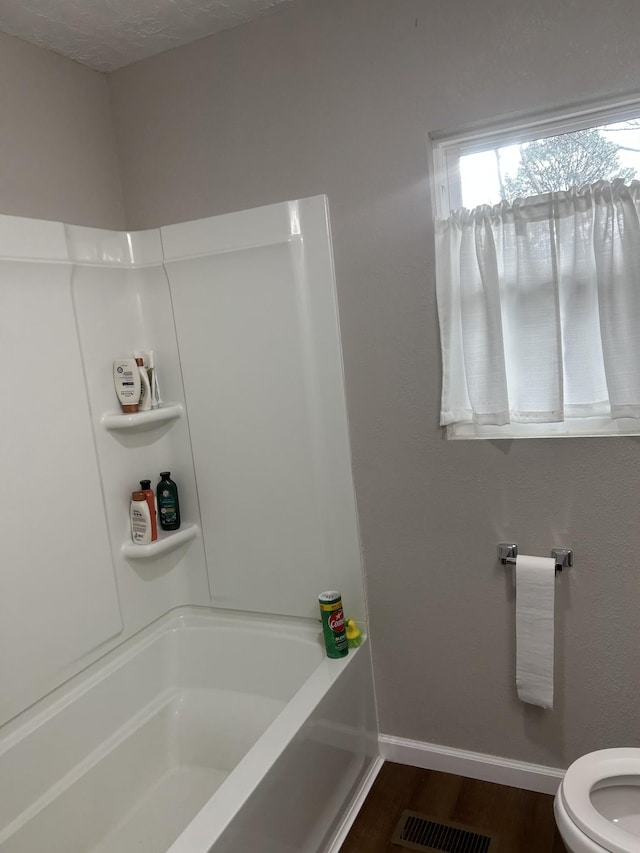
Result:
[0, 195, 366, 727]
[164, 200, 363, 615]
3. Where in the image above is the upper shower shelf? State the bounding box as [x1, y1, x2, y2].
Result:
[101, 403, 183, 431]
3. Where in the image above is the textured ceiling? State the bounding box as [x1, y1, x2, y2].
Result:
[0, 0, 293, 72]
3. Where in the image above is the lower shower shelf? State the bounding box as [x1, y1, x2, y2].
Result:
[121, 523, 199, 559]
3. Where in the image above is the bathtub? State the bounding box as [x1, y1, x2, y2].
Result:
[0, 607, 378, 853]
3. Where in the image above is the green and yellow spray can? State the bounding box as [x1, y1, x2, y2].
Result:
[318, 591, 348, 658]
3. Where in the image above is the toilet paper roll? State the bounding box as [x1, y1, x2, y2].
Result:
[516, 554, 555, 709]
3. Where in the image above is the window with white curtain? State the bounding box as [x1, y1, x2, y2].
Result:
[432, 97, 640, 438]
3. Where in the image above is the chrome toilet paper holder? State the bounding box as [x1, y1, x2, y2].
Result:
[497, 542, 573, 572]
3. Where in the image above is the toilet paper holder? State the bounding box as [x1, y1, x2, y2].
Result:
[497, 543, 573, 572]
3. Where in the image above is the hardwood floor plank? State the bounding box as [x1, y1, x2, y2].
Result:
[339, 763, 429, 852]
[339, 762, 566, 853]
[406, 767, 464, 820]
[451, 775, 503, 831]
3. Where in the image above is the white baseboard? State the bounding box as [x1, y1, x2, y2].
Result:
[325, 755, 384, 853]
[379, 734, 565, 795]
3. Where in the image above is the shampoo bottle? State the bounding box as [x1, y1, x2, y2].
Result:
[113, 359, 141, 413]
[136, 357, 152, 412]
[156, 472, 181, 531]
[139, 480, 158, 541]
[130, 491, 152, 544]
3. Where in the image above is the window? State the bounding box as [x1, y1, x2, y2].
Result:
[431, 96, 640, 438]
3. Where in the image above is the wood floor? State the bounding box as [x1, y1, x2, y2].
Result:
[339, 762, 567, 853]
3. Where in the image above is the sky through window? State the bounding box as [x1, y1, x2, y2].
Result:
[459, 121, 640, 209]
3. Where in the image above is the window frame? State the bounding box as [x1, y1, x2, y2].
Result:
[430, 93, 640, 440]
[430, 94, 640, 219]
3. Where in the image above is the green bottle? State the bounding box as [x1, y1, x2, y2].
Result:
[156, 471, 181, 531]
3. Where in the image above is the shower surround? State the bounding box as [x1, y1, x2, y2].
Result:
[0, 196, 376, 851]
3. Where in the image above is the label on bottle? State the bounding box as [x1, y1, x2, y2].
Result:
[158, 489, 177, 524]
[131, 506, 148, 542]
[116, 365, 138, 400]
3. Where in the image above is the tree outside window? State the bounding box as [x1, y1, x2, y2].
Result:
[459, 121, 640, 209]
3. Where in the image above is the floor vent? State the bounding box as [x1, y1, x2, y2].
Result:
[391, 810, 496, 853]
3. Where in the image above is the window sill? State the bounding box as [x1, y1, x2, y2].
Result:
[446, 417, 640, 439]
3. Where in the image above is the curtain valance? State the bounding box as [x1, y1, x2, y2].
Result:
[435, 180, 640, 434]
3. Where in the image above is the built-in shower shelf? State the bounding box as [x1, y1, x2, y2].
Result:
[122, 523, 199, 559]
[102, 403, 183, 431]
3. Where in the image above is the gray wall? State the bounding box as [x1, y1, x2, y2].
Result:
[109, 0, 640, 768]
[0, 30, 124, 228]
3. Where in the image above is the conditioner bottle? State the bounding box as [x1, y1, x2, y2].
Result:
[156, 472, 181, 531]
[130, 491, 152, 544]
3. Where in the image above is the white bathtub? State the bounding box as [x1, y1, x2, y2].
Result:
[0, 607, 378, 853]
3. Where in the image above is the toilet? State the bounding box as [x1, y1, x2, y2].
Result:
[555, 748, 640, 852]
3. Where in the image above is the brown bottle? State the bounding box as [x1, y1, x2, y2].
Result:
[139, 480, 158, 541]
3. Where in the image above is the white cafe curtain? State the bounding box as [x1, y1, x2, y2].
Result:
[435, 180, 640, 434]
